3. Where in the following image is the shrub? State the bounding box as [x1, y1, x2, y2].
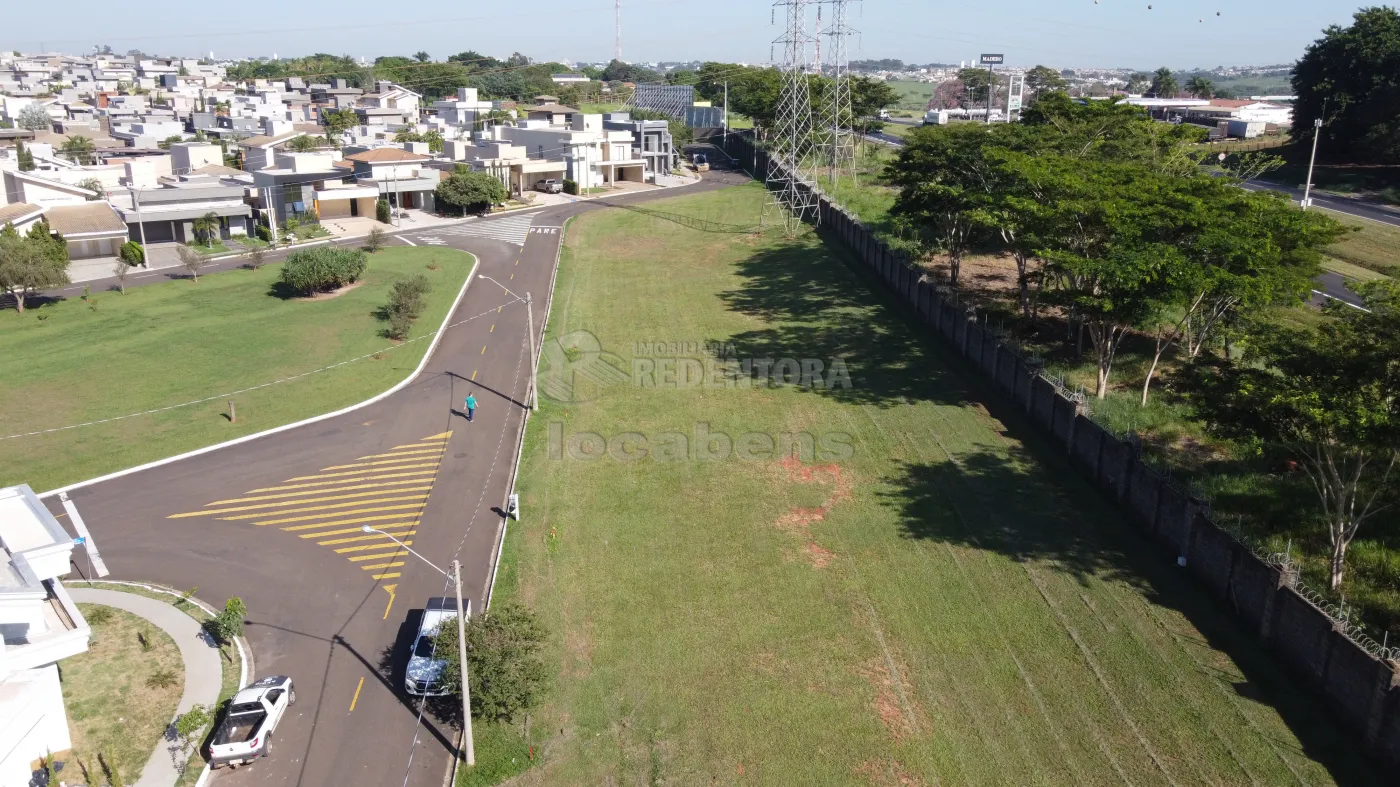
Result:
[101, 749, 124, 787]
[205, 597, 247, 645]
[147, 668, 178, 689]
[84, 605, 113, 625]
[388, 274, 430, 317]
[174, 704, 212, 756]
[256, 224, 273, 243]
[376, 198, 392, 224]
[431, 602, 547, 722]
[386, 310, 414, 340]
[365, 225, 387, 252]
[118, 240, 144, 266]
[278, 247, 367, 295]
[563, 178, 579, 195]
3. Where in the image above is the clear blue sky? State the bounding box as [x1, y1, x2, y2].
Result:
[4, 0, 1365, 70]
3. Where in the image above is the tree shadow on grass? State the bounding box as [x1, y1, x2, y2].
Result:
[716, 236, 965, 408]
[882, 439, 1389, 786]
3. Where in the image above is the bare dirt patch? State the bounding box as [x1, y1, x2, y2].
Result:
[771, 457, 853, 568]
[857, 652, 924, 742]
[856, 758, 931, 787]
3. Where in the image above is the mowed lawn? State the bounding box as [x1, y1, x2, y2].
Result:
[497, 183, 1383, 786]
[0, 246, 473, 491]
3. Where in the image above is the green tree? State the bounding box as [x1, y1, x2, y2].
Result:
[421, 129, 444, 153]
[77, 177, 106, 200]
[884, 123, 992, 288]
[1149, 67, 1179, 98]
[119, 240, 145, 267]
[1024, 65, 1067, 100]
[602, 59, 661, 83]
[1127, 72, 1152, 94]
[957, 67, 993, 104]
[850, 76, 901, 130]
[157, 135, 184, 151]
[287, 134, 323, 152]
[174, 704, 213, 759]
[16, 102, 51, 130]
[1185, 76, 1214, 99]
[435, 165, 507, 215]
[60, 134, 96, 164]
[191, 212, 221, 246]
[16, 140, 35, 171]
[414, 51, 431, 63]
[278, 247, 368, 294]
[376, 198, 392, 224]
[431, 602, 548, 722]
[323, 107, 358, 137]
[207, 597, 248, 644]
[1185, 282, 1400, 591]
[1292, 6, 1400, 163]
[0, 224, 71, 313]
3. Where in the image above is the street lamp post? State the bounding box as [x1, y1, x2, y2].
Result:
[361, 525, 475, 766]
[526, 292, 538, 411]
[1302, 116, 1323, 211]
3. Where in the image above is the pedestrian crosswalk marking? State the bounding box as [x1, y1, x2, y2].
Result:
[426, 212, 539, 246]
[166, 433, 451, 580]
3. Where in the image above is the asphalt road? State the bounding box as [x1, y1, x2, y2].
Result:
[43, 169, 748, 787]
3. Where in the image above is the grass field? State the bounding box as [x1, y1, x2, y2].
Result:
[886, 79, 934, 112]
[495, 184, 1382, 785]
[0, 247, 473, 491]
[1321, 209, 1400, 275]
[64, 604, 184, 785]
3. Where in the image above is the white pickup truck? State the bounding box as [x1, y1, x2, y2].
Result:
[209, 675, 295, 769]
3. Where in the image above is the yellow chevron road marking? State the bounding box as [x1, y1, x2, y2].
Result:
[355, 448, 446, 460]
[372, 573, 401, 580]
[360, 561, 405, 570]
[285, 462, 440, 482]
[337, 540, 413, 554]
[318, 529, 416, 546]
[321, 457, 444, 471]
[249, 470, 439, 493]
[170, 488, 430, 518]
[213, 495, 429, 522]
[349, 550, 408, 562]
[211, 478, 434, 505]
[281, 516, 417, 533]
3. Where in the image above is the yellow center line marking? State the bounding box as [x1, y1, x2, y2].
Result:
[218, 496, 429, 522]
[249, 470, 439, 493]
[471, 370, 477, 380]
[360, 561, 406, 570]
[285, 462, 440, 482]
[349, 677, 365, 712]
[175, 489, 431, 518]
[509, 273, 514, 280]
[337, 540, 412, 554]
[481, 345, 487, 355]
[490, 324, 495, 332]
[283, 516, 418, 533]
[318, 529, 416, 546]
[497, 306, 502, 313]
[382, 584, 397, 619]
[354, 448, 447, 460]
[349, 550, 408, 562]
[320, 457, 446, 471]
[372, 572, 401, 580]
[212, 479, 433, 505]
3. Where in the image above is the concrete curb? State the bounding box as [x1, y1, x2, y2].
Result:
[70, 586, 227, 787]
[40, 251, 479, 498]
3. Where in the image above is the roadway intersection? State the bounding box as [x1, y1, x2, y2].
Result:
[41, 170, 745, 787]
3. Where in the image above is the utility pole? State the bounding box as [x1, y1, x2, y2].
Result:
[263, 186, 278, 246]
[1302, 103, 1326, 211]
[130, 186, 148, 264]
[723, 80, 728, 150]
[452, 560, 475, 767]
[526, 292, 538, 411]
[987, 62, 995, 125]
[615, 0, 622, 62]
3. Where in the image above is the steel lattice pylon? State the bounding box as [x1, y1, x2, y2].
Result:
[763, 0, 821, 235]
[816, 0, 858, 186]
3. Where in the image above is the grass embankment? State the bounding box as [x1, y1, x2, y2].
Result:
[63, 604, 183, 785]
[494, 183, 1380, 785]
[0, 247, 473, 491]
[70, 581, 247, 786]
[1322, 209, 1400, 276]
[886, 79, 934, 112]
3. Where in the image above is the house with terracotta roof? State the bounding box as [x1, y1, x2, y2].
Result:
[343, 146, 440, 212]
[42, 202, 130, 259]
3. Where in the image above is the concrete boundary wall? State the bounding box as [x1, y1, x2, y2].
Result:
[720, 132, 1400, 768]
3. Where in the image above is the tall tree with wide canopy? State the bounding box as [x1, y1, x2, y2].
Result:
[1292, 6, 1400, 164]
[1185, 281, 1400, 591]
[1149, 67, 1179, 98]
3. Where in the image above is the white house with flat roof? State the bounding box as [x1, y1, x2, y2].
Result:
[0, 484, 90, 787]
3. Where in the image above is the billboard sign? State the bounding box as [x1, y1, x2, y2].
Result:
[979, 53, 1004, 65]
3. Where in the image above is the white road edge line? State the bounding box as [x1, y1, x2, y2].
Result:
[39, 252, 480, 499]
[1311, 288, 1372, 312]
[399, 235, 417, 246]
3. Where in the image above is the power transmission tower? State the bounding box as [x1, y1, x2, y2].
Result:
[615, 0, 623, 62]
[816, 0, 858, 186]
[763, 0, 821, 235]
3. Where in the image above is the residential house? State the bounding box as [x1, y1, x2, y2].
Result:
[43, 202, 130, 258]
[602, 112, 677, 181]
[0, 485, 92, 787]
[238, 120, 307, 171]
[309, 78, 363, 110]
[431, 87, 494, 130]
[476, 111, 646, 192]
[115, 174, 253, 244]
[250, 149, 379, 226]
[2, 169, 97, 208]
[355, 81, 421, 127]
[0, 202, 46, 234]
[343, 146, 438, 211]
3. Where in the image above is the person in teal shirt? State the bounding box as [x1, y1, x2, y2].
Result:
[464, 393, 478, 422]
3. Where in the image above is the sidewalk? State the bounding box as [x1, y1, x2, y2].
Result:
[69, 587, 223, 787]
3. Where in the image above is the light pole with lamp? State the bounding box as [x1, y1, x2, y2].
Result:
[361, 525, 474, 766]
[1302, 115, 1323, 211]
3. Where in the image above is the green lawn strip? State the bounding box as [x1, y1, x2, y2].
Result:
[455, 722, 535, 786]
[885, 79, 934, 112]
[69, 580, 245, 786]
[492, 183, 1376, 784]
[0, 247, 473, 491]
[64, 604, 184, 785]
[233, 236, 270, 250]
[1322, 256, 1390, 282]
[189, 241, 232, 256]
[1320, 208, 1400, 275]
